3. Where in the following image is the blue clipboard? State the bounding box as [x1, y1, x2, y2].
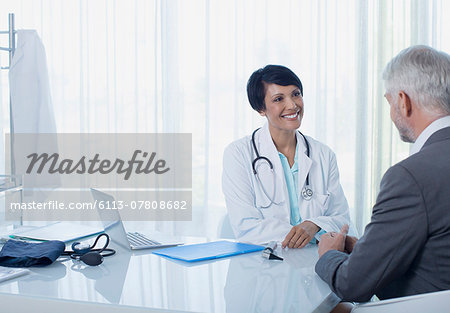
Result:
[152, 240, 265, 262]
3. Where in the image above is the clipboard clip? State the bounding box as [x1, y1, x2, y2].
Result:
[261, 241, 283, 261]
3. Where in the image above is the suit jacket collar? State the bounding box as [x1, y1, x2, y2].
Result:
[422, 126, 450, 149]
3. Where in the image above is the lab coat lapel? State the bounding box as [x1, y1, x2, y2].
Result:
[9, 40, 23, 70]
[256, 122, 287, 204]
[296, 131, 312, 196]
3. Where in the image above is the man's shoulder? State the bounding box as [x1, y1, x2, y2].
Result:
[400, 133, 450, 172]
[381, 133, 450, 194]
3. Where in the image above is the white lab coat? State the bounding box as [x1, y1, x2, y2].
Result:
[222, 122, 352, 245]
[9, 30, 57, 134]
[8, 30, 59, 196]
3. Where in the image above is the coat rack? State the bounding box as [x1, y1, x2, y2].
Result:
[0, 13, 15, 70]
[0, 13, 22, 228]
[0, 13, 17, 179]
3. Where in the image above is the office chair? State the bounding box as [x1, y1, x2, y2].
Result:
[351, 289, 450, 313]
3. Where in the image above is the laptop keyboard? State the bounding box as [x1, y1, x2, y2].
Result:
[127, 232, 161, 247]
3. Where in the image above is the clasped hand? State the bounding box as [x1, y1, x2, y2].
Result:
[318, 224, 358, 257]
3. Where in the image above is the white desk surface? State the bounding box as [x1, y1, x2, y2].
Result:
[0, 235, 339, 313]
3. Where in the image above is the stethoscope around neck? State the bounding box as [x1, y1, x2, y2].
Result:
[251, 128, 314, 208]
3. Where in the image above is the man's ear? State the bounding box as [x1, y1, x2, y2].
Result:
[398, 91, 413, 117]
[259, 110, 266, 117]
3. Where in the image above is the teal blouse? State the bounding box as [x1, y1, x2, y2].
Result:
[278, 143, 326, 242]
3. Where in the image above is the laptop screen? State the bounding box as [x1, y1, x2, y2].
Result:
[90, 188, 131, 250]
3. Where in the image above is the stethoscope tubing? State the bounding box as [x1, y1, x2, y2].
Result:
[251, 128, 313, 205]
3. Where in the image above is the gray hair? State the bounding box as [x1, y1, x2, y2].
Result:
[382, 45, 450, 116]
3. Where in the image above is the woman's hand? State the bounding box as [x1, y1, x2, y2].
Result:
[282, 221, 320, 249]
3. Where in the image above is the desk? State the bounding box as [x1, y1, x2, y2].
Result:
[0, 238, 339, 313]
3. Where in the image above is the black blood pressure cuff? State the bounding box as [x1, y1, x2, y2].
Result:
[0, 240, 65, 267]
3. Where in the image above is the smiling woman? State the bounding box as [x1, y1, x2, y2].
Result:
[222, 65, 353, 246]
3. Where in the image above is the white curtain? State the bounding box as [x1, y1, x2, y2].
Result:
[1, 0, 450, 236]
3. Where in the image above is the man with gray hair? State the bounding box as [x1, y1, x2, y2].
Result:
[315, 45, 450, 303]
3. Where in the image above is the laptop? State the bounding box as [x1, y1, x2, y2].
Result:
[90, 188, 183, 250]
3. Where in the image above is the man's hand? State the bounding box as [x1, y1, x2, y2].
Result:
[318, 224, 349, 257]
[282, 221, 320, 249]
[345, 235, 358, 253]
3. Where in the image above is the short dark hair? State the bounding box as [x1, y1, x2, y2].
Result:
[246, 65, 303, 112]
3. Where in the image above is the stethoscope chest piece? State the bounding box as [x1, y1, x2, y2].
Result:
[301, 186, 313, 201]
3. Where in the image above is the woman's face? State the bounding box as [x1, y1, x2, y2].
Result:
[260, 83, 303, 132]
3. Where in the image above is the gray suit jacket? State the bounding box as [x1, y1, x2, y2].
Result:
[315, 127, 450, 302]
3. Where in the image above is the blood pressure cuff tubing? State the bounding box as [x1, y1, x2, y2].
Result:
[0, 240, 65, 267]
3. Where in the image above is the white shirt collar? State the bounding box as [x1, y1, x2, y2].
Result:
[410, 115, 450, 155]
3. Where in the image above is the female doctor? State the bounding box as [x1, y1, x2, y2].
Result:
[222, 65, 351, 248]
